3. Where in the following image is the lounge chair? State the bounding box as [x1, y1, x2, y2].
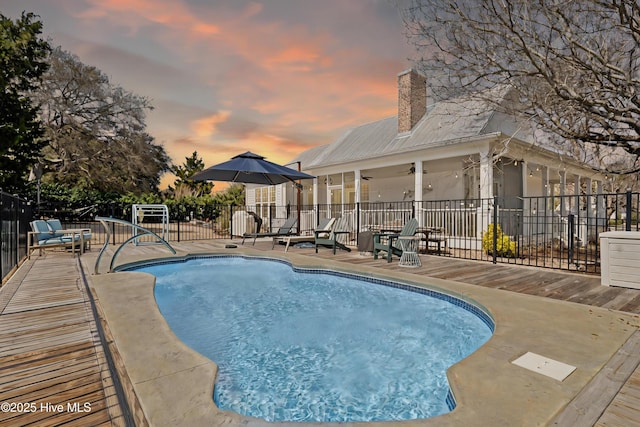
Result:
[28, 219, 82, 258]
[47, 219, 92, 250]
[373, 217, 419, 262]
[315, 216, 352, 254]
[282, 217, 336, 252]
[242, 217, 298, 248]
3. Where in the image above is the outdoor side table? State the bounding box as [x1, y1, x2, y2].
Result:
[398, 235, 421, 267]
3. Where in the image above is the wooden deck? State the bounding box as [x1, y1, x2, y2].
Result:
[0, 254, 127, 427]
[269, 242, 640, 314]
[2, 240, 640, 426]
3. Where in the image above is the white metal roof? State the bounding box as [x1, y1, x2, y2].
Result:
[294, 89, 535, 170]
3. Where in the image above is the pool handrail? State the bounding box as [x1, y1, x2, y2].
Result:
[94, 216, 177, 274]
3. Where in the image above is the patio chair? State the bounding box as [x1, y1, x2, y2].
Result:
[47, 219, 93, 250]
[373, 217, 419, 262]
[242, 217, 298, 249]
[282, 217, 336, 252]
[315, 216, 352, 254]
[28, 219, 82, 258]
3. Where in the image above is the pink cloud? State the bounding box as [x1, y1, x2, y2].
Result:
[77, 0, 220, 37]
[58, 0, 413, 188]
[190, 111, 232, 138]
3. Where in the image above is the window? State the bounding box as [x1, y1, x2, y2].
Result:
[254, 187, 276, 218]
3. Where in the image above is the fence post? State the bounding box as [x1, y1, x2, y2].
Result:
[0, 192, 3, 280]
[176, 220, 180, 242]
[568, 213, 575, 264]
[229, 204, 234, 238]
[626, 189, 632, 232]
[515, 213, 520, 258]
[492, 196, 498, 264]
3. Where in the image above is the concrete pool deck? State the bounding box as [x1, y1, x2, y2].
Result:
[85, 243, 640, 426]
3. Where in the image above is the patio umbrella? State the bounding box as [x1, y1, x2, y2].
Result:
[190, 151, 315, 185]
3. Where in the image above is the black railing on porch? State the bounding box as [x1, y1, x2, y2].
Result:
[16, 190, 640, 275]
[241, 191, 638, 274]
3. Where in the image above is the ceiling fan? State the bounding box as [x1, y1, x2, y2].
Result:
[408, 163, 426, 175]
[402, 188, 414, 200]
[361, 175, 373, 181]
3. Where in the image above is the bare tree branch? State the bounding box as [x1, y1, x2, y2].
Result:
[401, 0, 640, 174]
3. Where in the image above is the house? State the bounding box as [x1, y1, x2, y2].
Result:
[244, 69, 608, 247]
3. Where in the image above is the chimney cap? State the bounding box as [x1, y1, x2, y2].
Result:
[397, 68, 424, 78]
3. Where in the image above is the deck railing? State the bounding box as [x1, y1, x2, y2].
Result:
[23, 190, 640, 274]
[0, 192, 32, 282]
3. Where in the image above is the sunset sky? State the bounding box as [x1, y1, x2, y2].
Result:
[1, 0, 416, 189]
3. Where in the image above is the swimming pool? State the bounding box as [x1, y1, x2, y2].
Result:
[134, 256, 493, 422]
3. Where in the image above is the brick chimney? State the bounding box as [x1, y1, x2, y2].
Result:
[397, 69, 426, 134]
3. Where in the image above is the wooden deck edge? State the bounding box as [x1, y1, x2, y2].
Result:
[0, 257, 35, 313]
[549, 329, 640, 426]
[78, 259, 150, 427]
[92, 292, 150, 427]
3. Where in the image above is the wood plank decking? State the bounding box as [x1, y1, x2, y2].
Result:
[2, 240, 640, 426]
[0, 254, 127, 427]
[269, 242, 640, 314]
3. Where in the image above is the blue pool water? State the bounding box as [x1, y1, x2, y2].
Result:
[135, 256, 493, 423]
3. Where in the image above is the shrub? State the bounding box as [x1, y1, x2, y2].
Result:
[482, 224, 517, 258]
[164, 196, 221, 222]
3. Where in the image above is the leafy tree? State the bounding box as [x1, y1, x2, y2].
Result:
[32, 47, 170, 194]
[0, 12, 50, 193]
[172, 151, 213, 197]
[212, 183, 245, 205]
[402, 0, 640, 174]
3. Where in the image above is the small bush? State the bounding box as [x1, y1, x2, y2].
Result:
[482, 224, 517, 258]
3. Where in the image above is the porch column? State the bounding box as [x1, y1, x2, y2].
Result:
[325, 175, 330, 212]
[354, 169, 361, 204]
[313, 177, 318, 215]
[542, 166, 552, 218]
[521, 160, 528, 198]
[574, 175, 581, 214]
[521, 161, 529, 236]
[414, 160, 424, 226]
[585, 177, 593, 223]
[542, 166, 549, 196]
[479, 149, 493, 239]
[559, 170, 567, 217]
[479, 149, 493, 199]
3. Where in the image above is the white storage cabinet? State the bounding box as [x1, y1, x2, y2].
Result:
[600, 231, 640, 288]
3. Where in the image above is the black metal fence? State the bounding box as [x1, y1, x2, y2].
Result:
[310, 191, 640, 273]
[233, 191, 638, 273]
[1, 192, 32, 282]
[17, 190, 640, 275]
[411, 192, 638, 273]
[34, 200, 235, 247]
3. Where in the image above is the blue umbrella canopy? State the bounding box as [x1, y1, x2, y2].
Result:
[190, 151, 315, 185]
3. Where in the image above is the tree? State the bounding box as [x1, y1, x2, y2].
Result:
[401, 0, 640, 174]
[0, 12, 50, 193]
[172, 151, 213, 197]
[32, 47, 170, 194]
[212, 183, 245, 205]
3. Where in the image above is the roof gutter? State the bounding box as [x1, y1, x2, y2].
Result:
[304, 132, 504, 170]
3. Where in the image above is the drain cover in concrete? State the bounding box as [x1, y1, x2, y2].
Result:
[512, 352, 576, 381]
